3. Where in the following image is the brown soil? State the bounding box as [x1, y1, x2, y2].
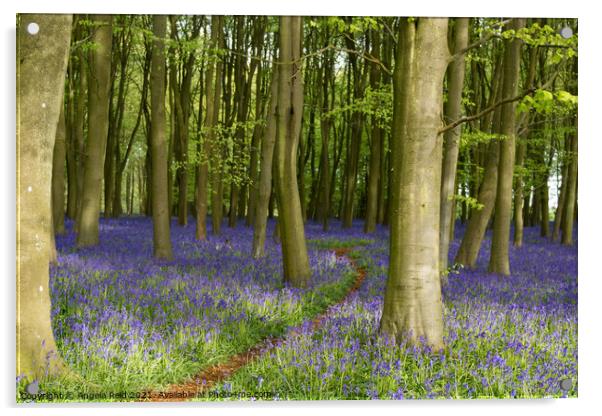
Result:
[144, 247, 366, 402]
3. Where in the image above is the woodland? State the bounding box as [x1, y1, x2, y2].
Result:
[16, 14, 577, 400]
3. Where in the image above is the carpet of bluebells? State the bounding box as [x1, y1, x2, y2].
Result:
[42, 217, 355, 396]
[31, 217, 577, 400]
[215, 222, 578, 400]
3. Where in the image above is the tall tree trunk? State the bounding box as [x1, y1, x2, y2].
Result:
[514, 46, 538, 246]
[513, 139, 526, 246]
[252, 58, 279, 258]
[197, 16, 223, 240]
[17, 13, 72, 381]
[246, 21, 267, 227]
[211, 20, 226, 235]
[76, 15, 113, 247]
[380, 18, 449, 350]
[562, 117, 578, 245]
[340, 35, 366, 229]
[317, 34, 333, 231]
[364, 29, 383, 234]
[488, 18, 525, 275]
[274, 17, 311, 287]
[438, 17, 469, 278]
[454, 52, 504, 268]
[553, 133, 570, 241]
[52, 102, 67, 235]
[150, 15, 174, 259]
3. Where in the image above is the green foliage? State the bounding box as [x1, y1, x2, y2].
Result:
[518, 89, 577, 115]
[453, 194, 484, 211]
[323, 84, 393, 132]
[460, 130, 506, 148]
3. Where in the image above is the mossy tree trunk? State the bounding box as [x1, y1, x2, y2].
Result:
[17, 13, 72, 381]
[252, 56, 279, 258]
[51, 102, 67, 235]
[76, 15, 113, 247]
[380, 18, 449, 350]
[274, 16, 311, 287]
[488, 18, 526, 275]
[438, 17, 469, 279]
[364, 28, 382, 234]
[149, 15, 174, 260]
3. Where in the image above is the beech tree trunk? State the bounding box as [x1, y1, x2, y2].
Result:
[380, 18, 449, 350]
[149, 15, 174, 260]
[439, 17, 469, 279]
[562, 116, 578, 246]
[196, 15, 222, 240]
[51, 103, 67, 235]
[252, 58, 279, 258]
[364, 29, 382, 234]
[488, 18, 525, 275]
[274, 17, 311, 287]
[17, 13, 72, 381]
[76, 15, 113, 247]
[455, 52, 504, 269]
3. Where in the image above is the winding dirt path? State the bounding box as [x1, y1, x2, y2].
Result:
[144, 247, 366, 402]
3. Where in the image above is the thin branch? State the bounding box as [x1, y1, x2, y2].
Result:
[439, 68, 561, 135]
[448, 19, 511, 63]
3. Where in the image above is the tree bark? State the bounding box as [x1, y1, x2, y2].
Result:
[364, 28, 383, 234]
[76, 15, 113, 247]
[252, 57, 279, 258]
[150, 15, 174, 259]
[274, 17, 311, 287]
[552, 133, 570, 241]
[438, 18, 469, 279]
[562, 116, 578, 245]
[455, 52, 504, 268]
[380, 18, 449, 350]
[211, 20, 226, 235]
[51, 102, 67, 235]
[341, 30, 367, 228]
[488, 18, 525, 275]
[17, 13, 72, 381]
[197, 16, 223, 240]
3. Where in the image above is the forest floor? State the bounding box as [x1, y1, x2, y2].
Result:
[19, 217, 577, 401]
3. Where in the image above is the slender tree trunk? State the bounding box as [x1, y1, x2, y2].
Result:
[553, 133, 570, 241]
[341, 26, 367, 228]
[439, 17, 469, 278]
[211, 20, 226, 235]
[252, 59, 279, 258]
[246, 21, 266, 227]
[380, 18, 449, 350]
[514, 46, 538, 246]
[454, 52, 504, 268]
[52, 102, 67, 235]
[364, 29, 383, 234]
[513, 139, 526, 246]
[274, 17, 311, 287]
[488, 18, 525, 275]
[76, 15, 113, 247]
[317, 37, 333, 231]
[17, 13, 72, 381]
[197, 16, 222, 240]
[562, 117, 578, 245]
[149, 15, 174, 259]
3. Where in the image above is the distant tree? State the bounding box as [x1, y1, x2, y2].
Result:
[149, 15, 174, 260]
[76, 15, 113, 247]
[489, 18, 526, 275]
[439, 17, 469, 280]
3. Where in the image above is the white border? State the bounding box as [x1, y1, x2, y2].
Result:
[2, 1, 599, 415]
